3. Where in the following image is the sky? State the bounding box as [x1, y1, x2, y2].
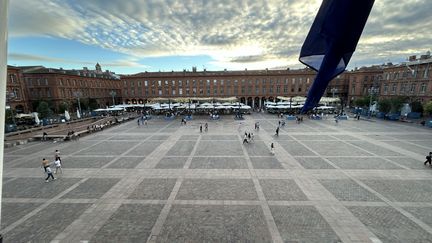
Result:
[6, 0, 432, 74]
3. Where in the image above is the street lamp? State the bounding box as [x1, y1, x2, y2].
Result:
[368, 87, 378, 118]
[331, 87, 338, 98]
[110, 90, 116, 106]
[73, 91, 82, 116]
[6, 91, 17, 127]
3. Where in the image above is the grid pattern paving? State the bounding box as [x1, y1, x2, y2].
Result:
[2, 113, 432, 242]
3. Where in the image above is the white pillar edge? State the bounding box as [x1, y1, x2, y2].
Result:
[0, 0, 10, 231]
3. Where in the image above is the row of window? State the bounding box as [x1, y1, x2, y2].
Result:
[384, 66, 430, 80]
[124, 77, 312, 88]
[382, 82, 428, 95]
[123, 85, 308, 97]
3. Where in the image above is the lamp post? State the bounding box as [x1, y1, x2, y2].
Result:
[73, 91, 82, 116]
[368, 87, 378, 118]
[331, 87, 338, 98]
[110, 90, 116, 106]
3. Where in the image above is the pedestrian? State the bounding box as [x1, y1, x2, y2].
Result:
[248, 133, 251, 140]
[251, 133, 254, 142]
[42, 132, 48, 141]
[205, 123, 208, 132]
[42, 158, 50, 172]
[137, 118, 140, 126]
[200, 124, 203, 133]
[275, 127, 279, 136]
[55, 149, 60, 160]
[144, 120, 148, 126]
[54, 157, 62, 174]
[270, 143, 275, 155]
[254, 122, 257, 130]
[425, 152, 432, 166]
[45, 166, 55, 182]
[243, 134, 249, 144]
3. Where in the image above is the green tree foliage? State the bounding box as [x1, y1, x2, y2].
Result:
[5, 109, 14, 124]
[378, 99, 391, 113]
[353, 96, 370, 107]
[389, 97, 407, 113]
[36, 101, 53, 119]
[58, 101, 70, 113]
[410, 101, 424, 113]
[424, 101, 432, 116]
[88, 98, 99, 110]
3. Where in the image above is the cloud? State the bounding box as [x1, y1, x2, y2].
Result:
[8, 0, 432, 71]
[8, 52, 148, 69]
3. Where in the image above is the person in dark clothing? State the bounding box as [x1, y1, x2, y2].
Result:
[275, 127, 279, 136]
[425, 152, 432, 166]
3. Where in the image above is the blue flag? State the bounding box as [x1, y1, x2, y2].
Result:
[300, 0, 374, 112]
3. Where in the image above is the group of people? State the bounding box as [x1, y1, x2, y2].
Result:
[137, 115, 148, 126]
[242, 132, 255, 144]
[199, 123, 208, 132]
[41, 149, 63, 182]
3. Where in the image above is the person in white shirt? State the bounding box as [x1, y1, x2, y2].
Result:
[54, 158, 62, 174]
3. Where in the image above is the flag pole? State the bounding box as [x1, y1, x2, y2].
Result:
[0, 0, 9, 241]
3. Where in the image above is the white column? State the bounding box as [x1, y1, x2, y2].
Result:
[259, 98, 262, 108]
[0, 0, 9, 229]
[252, 98, 255, 109]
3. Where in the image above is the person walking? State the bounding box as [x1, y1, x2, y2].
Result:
[425, 152, 432, 166]
[275, 126, 279, 136]
[137, 118, 140, 126]
[243, 134, 249, 144]
[45, 166, 55, 182]
[54, 157, 62, 174]
[270, 143, 275, 155]
[205, 123, 208, 132]
[42, 158, 50, 172]
[200, 124, 203, 133]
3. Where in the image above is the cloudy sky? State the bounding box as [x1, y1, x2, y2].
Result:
[7, 0, 432, 74]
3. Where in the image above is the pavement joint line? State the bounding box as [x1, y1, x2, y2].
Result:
[0, 178, 89, 236]
[147, 178, 184, 243]
[306, 120, 432, 236]
[328, 134, 411, 170]
[238, 133, 284, 243]
[183, 135, 202, 169]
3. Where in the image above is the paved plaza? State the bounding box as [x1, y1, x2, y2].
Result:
[1, 113, 432, 242]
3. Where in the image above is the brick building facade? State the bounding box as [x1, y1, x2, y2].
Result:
[5, 53, 432, 113]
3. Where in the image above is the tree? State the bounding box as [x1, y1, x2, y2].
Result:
[36, 101, 53, 119]
[58, 101, 70, 113]
[389, 97, 407, 113]
[410, 101, 423, 114]
[88, 98, 99, 110]
[424, 101, 432, 117]
[378, 99, 391, 113]
[5, 109, 14, 124]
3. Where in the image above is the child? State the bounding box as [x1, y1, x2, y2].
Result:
[54, 158, 62, 174]
[45, 166, 55, 182]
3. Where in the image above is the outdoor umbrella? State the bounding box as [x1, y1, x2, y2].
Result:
[299, 0, 374, 112]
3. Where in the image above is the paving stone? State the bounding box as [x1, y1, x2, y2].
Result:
[158, 205, 272, 242]
[128, 178, 177, 200]
[91, 204, 163, 242]
[1, 202, 42, 228]
[391, 157, 427, 169]
[346, 140, 403, 156]
[244, 140, 273, 156]
[166, 141, 196, 156]
[295, 157, 335, 169]
[326, 157, 403, 169]
[361, 180, 432, 202]
[80, 141, 139, 155]
[60, 156, 115, 168]
[127, 141, 164, 156]
[278, 141, 316, 156]
[155, 157, 188, 169]
[303, 141, 373, 156]
[62, 178, 120, 199]
[2, 178, 81, 198]
[150, 135, 170, 140]
[201, 135, 238, 140]
[195, 141, 243, 156]
[179, 135, 199, 140]
[381, 141, 427, 155]
[7, 155, 52, 168]
[176, 179, 258, 200]
[107, 157, 144, 168]
[260, 179, 308, 201]
[292, 135, 335, 140]
[4, 203, 91, 243]
[190, 157, 248, 169]
[250, 157, 284, 169]
[348, 206, 432, 243]
[319, 179, 382, 201]
[270, 205, 341, 243]
[403, 207, 432, 228]
[108, 135, 149, 140]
